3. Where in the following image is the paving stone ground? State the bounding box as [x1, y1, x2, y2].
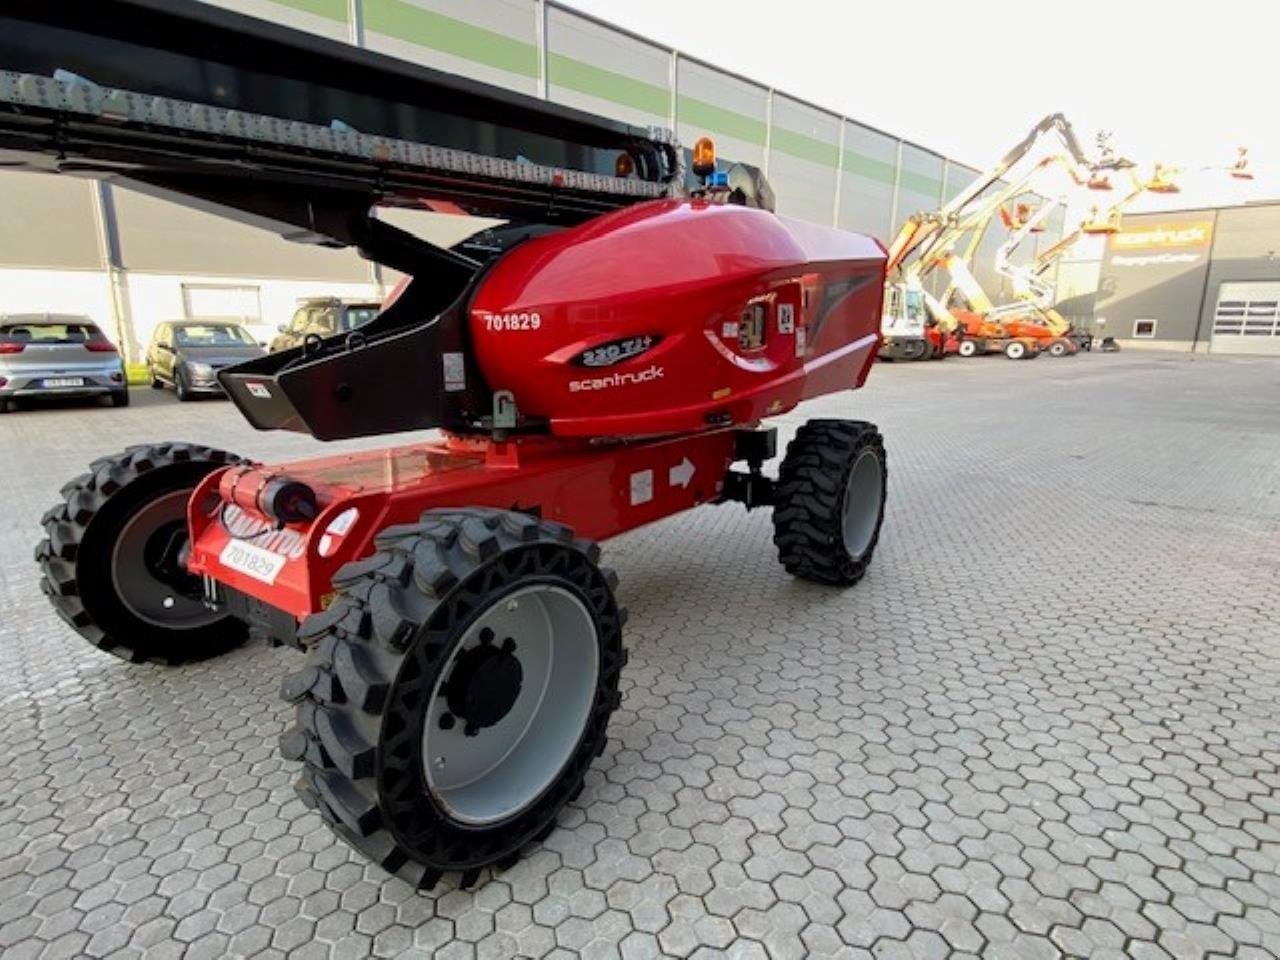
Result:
[1, 351, 1278, 960]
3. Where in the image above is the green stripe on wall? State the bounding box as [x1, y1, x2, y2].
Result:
[771, 127, 839, 168]
[842, 151, 896, 187]
[274, 0, 347, 21]
[547, 54, 668, 117]
[899, 170, 943, 198]
[678, 95, 767, 147]
[364, 0, 539, 78]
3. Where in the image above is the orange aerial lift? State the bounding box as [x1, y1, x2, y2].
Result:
[879, 114, 1127, 360]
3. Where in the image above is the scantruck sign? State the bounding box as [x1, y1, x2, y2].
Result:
[1109, 220, 1214, 268]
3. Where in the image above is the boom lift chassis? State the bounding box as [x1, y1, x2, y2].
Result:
[14, 0, 889, 888]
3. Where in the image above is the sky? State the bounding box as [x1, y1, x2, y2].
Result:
[559, 0, 1277, 186]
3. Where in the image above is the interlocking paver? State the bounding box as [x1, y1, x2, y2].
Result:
[2, 354, 1278, 958]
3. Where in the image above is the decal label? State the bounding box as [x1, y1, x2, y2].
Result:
[220, 505, 307, 558]
[721, 321, 740, 339]
[669, 457, 695, 489]
[219, 539, 287, 585]
[795, 326, 807, 358]
[778, 303, 795, 334]
[478, 311, 542, 331]
[443, 352, 466, 392]
[246, 382, 272, 399]
[630, 469, 654, 506]
[569, 364, 664, 392]
[318, 507, 359, 558]
[327, 507, 359, 536]
[575, 335, 659, 368]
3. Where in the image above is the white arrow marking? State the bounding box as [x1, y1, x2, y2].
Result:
[669, 457, 695, 489]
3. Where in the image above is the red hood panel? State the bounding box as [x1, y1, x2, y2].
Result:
[469, 199, 886, 438]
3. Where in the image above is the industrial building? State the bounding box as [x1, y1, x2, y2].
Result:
[1085, 203, 1280, 355]
[0, 0, 1013, 363]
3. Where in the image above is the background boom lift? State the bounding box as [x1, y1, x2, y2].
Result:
[879, 114, 1130, 361]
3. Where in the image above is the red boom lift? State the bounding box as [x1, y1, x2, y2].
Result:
[11, 1, 889, 888]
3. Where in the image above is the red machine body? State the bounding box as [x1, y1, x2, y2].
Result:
[469, 199, 886, 437]
[186, 197, 887, 620]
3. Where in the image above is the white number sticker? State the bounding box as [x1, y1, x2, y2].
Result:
[219, 539, 287, 585]
[482, 311, 542, 332]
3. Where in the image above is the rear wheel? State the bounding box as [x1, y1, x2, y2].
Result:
[773, 420, 887, 586]
[149, 367, 164, 389]
[282, 508, 626, 889]
[35, 443, 248, 664]
[957, 338, 979, 358]
[1047, 338, 1071, 358]
[111, 389, 130, 408]
[0, 397, 10, 414]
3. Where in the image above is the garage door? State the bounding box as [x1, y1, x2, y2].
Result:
[1211, 281, 1280, 356]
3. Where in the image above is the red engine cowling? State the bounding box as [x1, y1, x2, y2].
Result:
[469, 198, 886, 438]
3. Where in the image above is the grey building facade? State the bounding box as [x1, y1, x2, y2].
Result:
[1092, 203, 1280, 356]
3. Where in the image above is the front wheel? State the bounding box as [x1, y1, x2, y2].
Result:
[1047, 338, 1071, 358]
[902, 339, 928, 361]
[281, 508, 626, 889]
[35, 443, 248, 664]
[957, 338, 979, 358]
[773, 420, 887, 586]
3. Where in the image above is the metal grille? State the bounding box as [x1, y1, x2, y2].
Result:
[1213, 298, 1280, 337]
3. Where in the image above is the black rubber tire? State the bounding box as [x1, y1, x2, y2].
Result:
[35, 442, 249, 664]
[175, 368, 192, 402]
[0, 397, 10, 414]
[902, 339, 928, 361]
[957, 339, 978, 358]
[1048, 339, 1070, 358]
[280, 508, 627, 890]
[149, 367, 164, 390]
[773, 419, 887, 586]
[111, 389, 130, 408]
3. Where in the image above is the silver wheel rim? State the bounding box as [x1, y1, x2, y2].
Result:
[959, 341, 976, 357]
[111, 489, 222, 629]
[841, 448, 883, 560]
[1008, 343, 1025, 359]
[422, 584, 600, 826]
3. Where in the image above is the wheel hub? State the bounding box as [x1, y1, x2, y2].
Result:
[442, 633, 523, 735]
[111, 489, 222, 629]
[149, 523, 194, 586]
[841, 448, 884, 561]
[421, 583, 600, 826]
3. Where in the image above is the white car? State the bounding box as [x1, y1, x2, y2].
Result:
[0, 314, 128, 413]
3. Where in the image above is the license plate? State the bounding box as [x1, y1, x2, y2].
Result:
[44, 377, 85, 388]
[218, 539, 287, 585]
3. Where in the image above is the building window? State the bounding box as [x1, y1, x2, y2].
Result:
[1133, 318, 1157, 338]
[182, 284, 262, 325]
